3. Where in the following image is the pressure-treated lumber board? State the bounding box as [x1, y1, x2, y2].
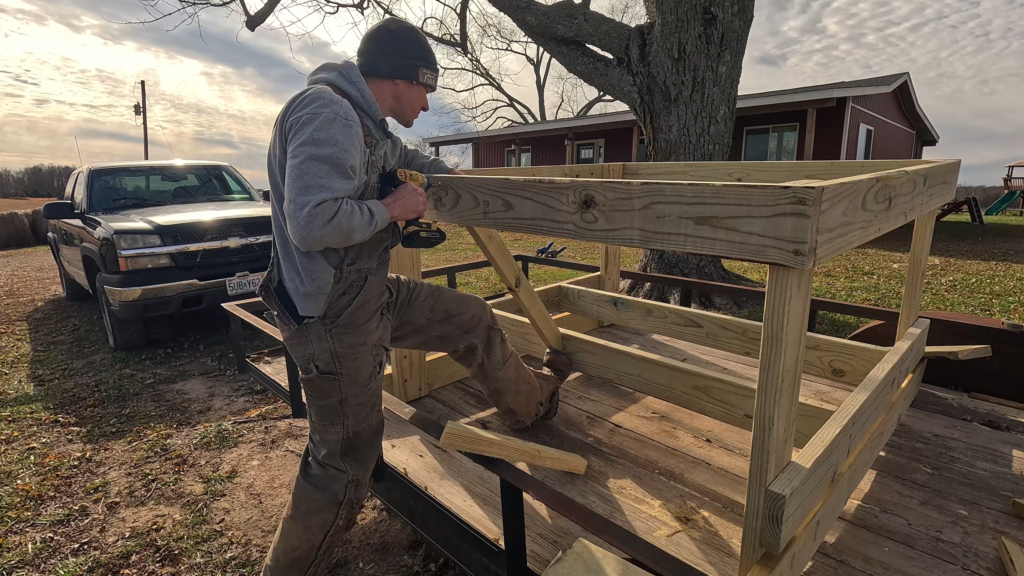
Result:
[896, 215, 937, 340]
[599, 245, 622, 294]
[1001, 536, 1024, 576]
[221, 301, 282, 340]
[559, 285, 887, 385]
[381, 352, 463, 398]
[740, 266, 815, 576]
[492, 308, 835, 449]
[439, 420, 588, 474]
[1013, 498, 1024, 519]
[761, 320, 930, 554]
[462, 165, 607, 179]
[488, 273, 600, 315]
[749, 360, 925, 576]
[814, 160, 959, 265]
[426, 175, 819, 268]
[922, 345, 992, 360]
[389, 246, 427, 400]
[617, 160, 932, 184]
[542, 538, 654, 576]
[468, 226, 564, 350]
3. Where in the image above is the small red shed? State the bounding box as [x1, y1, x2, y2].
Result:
[424, 72, 939, 168]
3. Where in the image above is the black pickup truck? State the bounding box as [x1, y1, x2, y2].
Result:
[43, 161, 272, 350]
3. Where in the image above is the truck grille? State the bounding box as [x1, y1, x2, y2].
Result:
[168, 222, 272, 245]
[179, 243, 271, 264]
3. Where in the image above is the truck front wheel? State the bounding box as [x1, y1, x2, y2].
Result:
[96, 277, 147, 351]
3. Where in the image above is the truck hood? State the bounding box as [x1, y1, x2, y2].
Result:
[99, 201, 271, 234]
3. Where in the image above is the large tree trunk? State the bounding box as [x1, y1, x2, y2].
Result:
[621, 0, 760, 311]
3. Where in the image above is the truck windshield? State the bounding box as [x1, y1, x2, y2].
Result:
[89, 165, 257, 212]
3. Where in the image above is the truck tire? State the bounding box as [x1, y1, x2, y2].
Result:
[53, 250, 90, 302]
[96, 277, 147, 350]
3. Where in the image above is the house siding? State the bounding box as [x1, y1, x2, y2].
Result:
[473, 128, 633, 168]
[853, 93, 915, 130]
[846, 107, 917, 160]
[812, 99, 847, 161]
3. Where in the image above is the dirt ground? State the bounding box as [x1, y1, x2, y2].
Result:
[0, 198, 53, 211]
[0, 246, 463, 575]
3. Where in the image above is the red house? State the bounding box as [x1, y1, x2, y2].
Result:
[424, 72, 939, 168]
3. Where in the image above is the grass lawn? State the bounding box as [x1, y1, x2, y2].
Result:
[421, 212, 1024, 337]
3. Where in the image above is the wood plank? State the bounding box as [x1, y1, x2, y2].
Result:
[560, 285, 887, 385]
[1000, 536, 1024, 576]
[617, 160, 932, 184]
[542, 538, 654, 576]
[381, 352, 465, 399]
[426, 175, 819, 268]
[923, 345, 992, 360]
[967, 392, 1024, 411]
[912, 384, 1024, 435]
[896, 215, 937, 340]
[222, 302, 282, 341]
[493, 308, 834, 449]
[762, 320, 930, 554]
[803, 109, 816, 161]
[599, 245, 622, 294]
[488, 272, 601, 315]
[468, 226, 564, 350]
[749, 360, 924, 576]
[420, 384, 744, 576]
[740, 266, 815, 575]
[389, 246, 427, 401]
[381, 397, 609, 573]
[1014, 498, 1024, 519]
[814, 160, 959, 264]
[440, 420, 588, 474]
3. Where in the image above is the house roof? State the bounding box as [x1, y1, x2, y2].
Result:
[424, 72, 940, 147]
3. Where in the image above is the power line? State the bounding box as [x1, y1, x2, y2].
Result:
[144, 89, 176, 158]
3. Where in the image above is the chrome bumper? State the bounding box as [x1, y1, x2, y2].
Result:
[104, 274, 253, 304]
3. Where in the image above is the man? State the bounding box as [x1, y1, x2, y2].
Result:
[258, 17, 571, 576]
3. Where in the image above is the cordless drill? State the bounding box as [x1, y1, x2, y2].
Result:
[379, 168, 447, 249]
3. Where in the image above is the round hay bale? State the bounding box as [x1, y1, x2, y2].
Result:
[28, 208, 49, 245]
[0, 210, 36, 249]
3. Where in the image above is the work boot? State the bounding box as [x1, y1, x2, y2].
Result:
[536, 348, 572, 422]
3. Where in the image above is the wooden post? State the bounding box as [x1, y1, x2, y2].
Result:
[803, 109, 816, 161]
[389, 246, 426, 401]
[599, 163, 624, 300]
[739, 266, 814, 575]
[631, 125, 640, 162]
[515, 137, 522, 168]
[896, 215, 936, 340]
[566, 130, 574, 165]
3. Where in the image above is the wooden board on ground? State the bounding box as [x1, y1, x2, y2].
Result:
[440, 420, 588, 474]
[1000, 536, 1024, 576]
[542, 538, 654, 576]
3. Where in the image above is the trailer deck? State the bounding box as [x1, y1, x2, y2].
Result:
[249, 323, 1024, 576]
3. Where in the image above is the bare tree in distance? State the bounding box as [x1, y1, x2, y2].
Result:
[134, 0, 760, 311]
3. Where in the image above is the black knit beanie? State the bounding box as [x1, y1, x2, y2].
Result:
[357, 17, 439, 91]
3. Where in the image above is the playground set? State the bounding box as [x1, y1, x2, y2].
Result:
[987, 160, 1024, 216]
[223, 160, 1024, 576]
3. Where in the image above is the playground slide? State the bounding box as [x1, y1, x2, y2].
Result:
[985, 190, 1023, 216]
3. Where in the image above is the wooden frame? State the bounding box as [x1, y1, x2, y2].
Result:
[395, 160, 960, 575]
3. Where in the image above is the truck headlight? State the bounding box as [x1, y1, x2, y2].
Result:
[114, 234, 163, 250]
[119, 255, 174, 271]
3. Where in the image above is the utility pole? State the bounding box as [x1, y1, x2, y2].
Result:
[140, 80, 149, 160]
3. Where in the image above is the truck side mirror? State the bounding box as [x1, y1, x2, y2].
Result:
[42, 201, 79, 220]
[259, 189, 271, 202]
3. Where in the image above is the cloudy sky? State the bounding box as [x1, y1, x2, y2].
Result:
[1, 0, 1021, 187]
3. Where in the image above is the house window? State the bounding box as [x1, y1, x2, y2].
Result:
[574, 139, 605, 164]
[743, 124, 799, 161]
[856, 124, 874, 160]
[505, 146, 531, 167]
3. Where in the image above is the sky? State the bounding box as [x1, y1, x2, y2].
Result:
[1, 0, 1021, 187]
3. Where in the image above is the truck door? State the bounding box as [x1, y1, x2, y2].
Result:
[60, 172, 89, 286]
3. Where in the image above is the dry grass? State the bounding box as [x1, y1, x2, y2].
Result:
[0, 198, 55, 211]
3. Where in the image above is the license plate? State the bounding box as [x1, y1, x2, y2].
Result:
[226, 272, 265, 296]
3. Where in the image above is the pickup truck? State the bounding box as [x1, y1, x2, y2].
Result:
[43, 160, 272, 350]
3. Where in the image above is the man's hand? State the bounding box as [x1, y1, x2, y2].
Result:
[450, 168, 465, 175]
[381, 181, 427, 222]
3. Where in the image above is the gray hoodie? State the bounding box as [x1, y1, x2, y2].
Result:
[266, 61, 450, 317]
